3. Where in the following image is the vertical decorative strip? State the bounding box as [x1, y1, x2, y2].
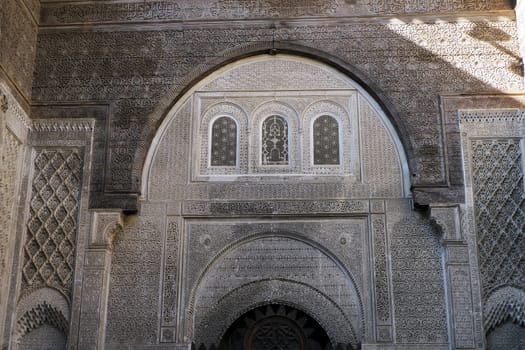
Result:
[371, 213, 393, 342]
[160, 216, 180, 343]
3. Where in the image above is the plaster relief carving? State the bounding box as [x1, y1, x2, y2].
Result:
[190, 234, 363, 348]
[469, 138, 525, 298]
[22, 149, 84, 299]
[460, 109, 525, 349]
[146, 55, 408, 200]
[389, 213, 448, 344]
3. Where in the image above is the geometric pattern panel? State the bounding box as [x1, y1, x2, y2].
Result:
[210, 116, 237, 166]
[313, 115, 340, 165]
[22, 149, 83, 298]
[470, 139, 525, 298]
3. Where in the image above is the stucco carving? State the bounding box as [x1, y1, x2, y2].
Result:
[39, 0, 512, 26]
[21, 149, 84, 300]
[191, 235, 363, 345]
[470, 138, 524, 297]
[460, 109, 525, 349]
[194, 279, 359, 348]
[372, 215, 392, 328]
[146, 56, 408, 201]
[388, 209, 448, 344]
[105, 215, 164, 346]
[1, 0, 38, 99]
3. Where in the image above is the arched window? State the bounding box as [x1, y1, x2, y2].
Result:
[313, 115, 340, 165]
[262, 115, 289, 165]
[210, 116, 237, 166]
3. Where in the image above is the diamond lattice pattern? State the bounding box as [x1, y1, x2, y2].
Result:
[22, 150, 83, 296]
[471, 139, 525, 298]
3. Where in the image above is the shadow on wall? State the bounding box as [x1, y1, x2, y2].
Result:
[467, 21, 524, 76]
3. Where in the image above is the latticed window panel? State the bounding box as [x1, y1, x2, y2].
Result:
[313, 115, 340, 165]
[210, 116, 237, 166]
[22, 150, 83, 297]
[262, 115, 289, 165]
[470, 139, 525, 297]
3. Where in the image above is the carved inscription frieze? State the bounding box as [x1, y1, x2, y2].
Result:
[40, 0, 511, 25]
[182, 199, 369, 216]
[362, 0, 505, 14]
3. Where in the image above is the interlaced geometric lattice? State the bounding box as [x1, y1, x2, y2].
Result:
[313, 115, 340, 165]
[262, 115, 288, 165]
[22, 150, 83, 297]
[470, 139, 525, 298]
[211, 116, 237, 166]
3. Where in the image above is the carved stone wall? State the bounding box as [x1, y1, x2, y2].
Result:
[32, 13, 522, 204]
[518, 0, 525, 88]
[187, 221, 366, 347]
[0, 129, 22, 309]
[21, 149, 84, 299]
[0, 84, 29, 348]
[105, 213, 164, 347]
[147, 56, 408, 201]
[387, 200, 448, 345]
[0, 0, 39, 102]
[2, 2, 521, 349]
[7, 119, 95, 349]
[460, 109, 525, 349]
[39, 0, 512, 25]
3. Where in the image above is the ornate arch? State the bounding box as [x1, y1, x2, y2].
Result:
[193, 279, 360, 349]
[140, 44, 412, 198]
[187, 232, 364, 348]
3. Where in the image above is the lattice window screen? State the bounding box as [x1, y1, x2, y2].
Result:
[262, 115, 288, 165]
[210, 116, 237, 166]
[313, 115, 340, 165]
